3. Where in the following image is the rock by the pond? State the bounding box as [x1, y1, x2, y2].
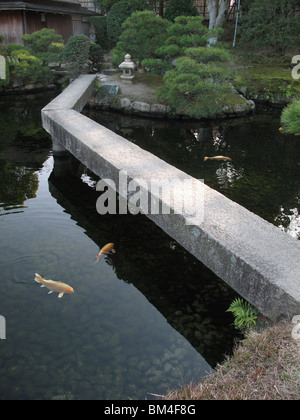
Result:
[94, 83, 119, 106]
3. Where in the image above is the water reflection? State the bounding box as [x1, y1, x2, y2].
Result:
[85, 108, 300, 239]
[0, 93, 240, 400]
[49, 154, 239, 367]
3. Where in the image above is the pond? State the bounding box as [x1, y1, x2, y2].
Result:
[0, 92, 241, 400]
[85, 107, 300, 239]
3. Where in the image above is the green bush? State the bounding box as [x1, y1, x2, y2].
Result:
[107, 0, 150, 47]
[22, 28, 63, 53]
[48, 42, 64, 53]
[89, 43, 104, 71]
[184, 47, 231, 63]
[164, 0, 199, 22]
[9, 48, 52, 85]
[156, 17, 234, 119]
[160, 16, 220, 58]
[141, 58, 172, 75]
[6, 43, 25, 55]
[62, 35, 103, 77]
[155, 44, 181, 60]
[112, 11, 170, 66]
[21, 28, 65, 65]
[239, 0, 300, 54]
[280, 99, 300, 135]
[62, 34, 91, 78]
[90, 16, 109, 50]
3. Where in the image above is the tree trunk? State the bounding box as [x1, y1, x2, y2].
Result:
[208, 0, 231, 29]
[159, 0, 164, 17]
[207, 0, 231, 45]
[215, 0, 231, 28]
[208, 0, 218, 29]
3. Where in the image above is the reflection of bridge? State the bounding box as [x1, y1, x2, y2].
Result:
[42, 75, 300, 321]
[48, 158, 237, 366]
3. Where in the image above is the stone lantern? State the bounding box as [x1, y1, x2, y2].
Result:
[119, 54, 135, 81]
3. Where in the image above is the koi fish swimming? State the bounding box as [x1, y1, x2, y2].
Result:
[34, 273, 74, 298]
[95, 243, 116, 263]
[204, 156, 231, 161]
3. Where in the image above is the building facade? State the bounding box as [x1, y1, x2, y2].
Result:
[0, 0, 99, 45]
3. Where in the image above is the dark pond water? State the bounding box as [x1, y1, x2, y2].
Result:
[0, 93, 242, 400]
[85, 107, 300, 239]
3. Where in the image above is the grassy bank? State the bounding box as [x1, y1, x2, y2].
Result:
[232, 47, 300, 105]
[163, 322, 300, 400]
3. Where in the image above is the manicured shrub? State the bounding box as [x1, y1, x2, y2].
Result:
[22, 28, 63, 53]
[9, 48, 52, 84]
[62, 34, 91, 77]
[6, 43, 25, 55]
[156, 16, 234, 119]
[111, 11, 170, 66]
[48, 42, 65, 54]
[184, 46, 231, 63]
[21, 28, 65, 64]
[141, 58, 172, 75]
[62, 35, 103, 77]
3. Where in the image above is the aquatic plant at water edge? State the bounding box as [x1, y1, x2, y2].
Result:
[280, 99, 300, 136]
[226, 298, 258, 330]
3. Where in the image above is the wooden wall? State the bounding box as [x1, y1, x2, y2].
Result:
[0, 11, 24, 45]
[0, 10, 87, 45]
[47, 14, 73, 41]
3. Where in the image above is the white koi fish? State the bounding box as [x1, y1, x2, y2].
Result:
[34, 273, 74, 299]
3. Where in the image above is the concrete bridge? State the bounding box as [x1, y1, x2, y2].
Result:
[41, 75, 300, 321]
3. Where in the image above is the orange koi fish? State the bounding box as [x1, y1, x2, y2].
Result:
[34, 273, 74, 299]
[204, 156, 231, 161]
[95, 243, 116, 263]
